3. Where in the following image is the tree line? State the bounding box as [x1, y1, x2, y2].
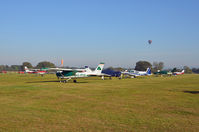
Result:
[106, 61, 194, 74]
[0, 60, 198, 74]
[135, 61, 194, 74]
[0, 61, 55, 71]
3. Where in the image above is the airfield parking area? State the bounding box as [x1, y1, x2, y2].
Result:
[0, 74, 199, 131]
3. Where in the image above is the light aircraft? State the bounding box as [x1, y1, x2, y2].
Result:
[56, 62, 106, 83]
[84, 65, 112, 80]
[154, 70, 172, 76]
[154, 70, 169, 75]
[122, 68, 151, 78]
[173, 70, 184, 75]
[24, 66, 47, 75]
[102, 69, 121, 77]
[154, 69, 184, 76]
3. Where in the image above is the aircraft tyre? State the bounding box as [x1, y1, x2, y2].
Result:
[73, 80, 77, 83]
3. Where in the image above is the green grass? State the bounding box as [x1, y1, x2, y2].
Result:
[0, 74, 199, 131]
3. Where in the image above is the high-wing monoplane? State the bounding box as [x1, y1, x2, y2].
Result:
[56, 63, 105, 83]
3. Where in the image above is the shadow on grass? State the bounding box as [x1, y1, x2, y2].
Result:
[183, 91, 199, 94]
[26, 80, 88, 83]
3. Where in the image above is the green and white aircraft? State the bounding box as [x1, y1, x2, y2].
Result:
[56, 63, 105, 83]
[154, 70, 172, 76]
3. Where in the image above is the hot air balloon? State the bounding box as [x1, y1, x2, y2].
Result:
[148, 40, 152, 44]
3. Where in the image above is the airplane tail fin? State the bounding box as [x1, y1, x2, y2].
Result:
[181, 70, 185, 73]
[94, 62, 105, 75]
[24, 66, 29, 72]
[146, 68, 151, 75]
[85, 66, 93, 73]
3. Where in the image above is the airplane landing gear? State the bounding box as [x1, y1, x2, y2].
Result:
[60, 78, 71, 83]
[59, 78, 77, 83]
[60, 80, 68, 83]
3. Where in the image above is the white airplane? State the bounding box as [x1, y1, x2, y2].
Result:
[24, 66, 34, 73]
[84, 65, 111, 79]
[122, 68, 152, 78]
[24, 66, 47, 75]
[173, 70, 184, 75]
[56, 62, 106, 83]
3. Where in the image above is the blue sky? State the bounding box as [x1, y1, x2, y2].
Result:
[0, 0, 199, 68]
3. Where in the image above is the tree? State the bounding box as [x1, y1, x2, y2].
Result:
[106, 67, 114, 70]
[11, 65, 23, 71]
[171, 68, 177, 72]
[135, 61, 152, 71]
[106, 67, 124, 71]
[22, 62, 33, 68]
[152, 62, 164, 72]
[0, 65, 6, 71]
[183, 66, 192, 74]
[36, 61, 55, 68]
[113, 67, 124, 71]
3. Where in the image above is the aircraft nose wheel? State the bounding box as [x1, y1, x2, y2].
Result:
[73, 80, 77, 83]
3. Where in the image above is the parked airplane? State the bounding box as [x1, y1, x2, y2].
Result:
[122, 68, 151, 78]
[24, 66, 47, 75]
[56, 63, 105, 83]
[173, 70, 184, 75]
[154, 70, 184, 76]
[84, 64, 112, 79]
[154, 70, 169, 75]
[102, 69, 121, 77]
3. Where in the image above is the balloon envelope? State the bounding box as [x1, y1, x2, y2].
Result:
[148, 40, 152, 44]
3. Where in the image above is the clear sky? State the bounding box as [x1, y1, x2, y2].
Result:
[0, 0, 199, 68]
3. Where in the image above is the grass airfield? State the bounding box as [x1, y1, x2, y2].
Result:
[0, 74, 199, 131]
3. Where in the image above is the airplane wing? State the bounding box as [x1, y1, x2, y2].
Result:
[97, 73, 111, 77]
[26, 68, 40, 71]
[48, 68, 85, 72]
[122, 72, 140, 77]
[86, 73, 111, 77]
